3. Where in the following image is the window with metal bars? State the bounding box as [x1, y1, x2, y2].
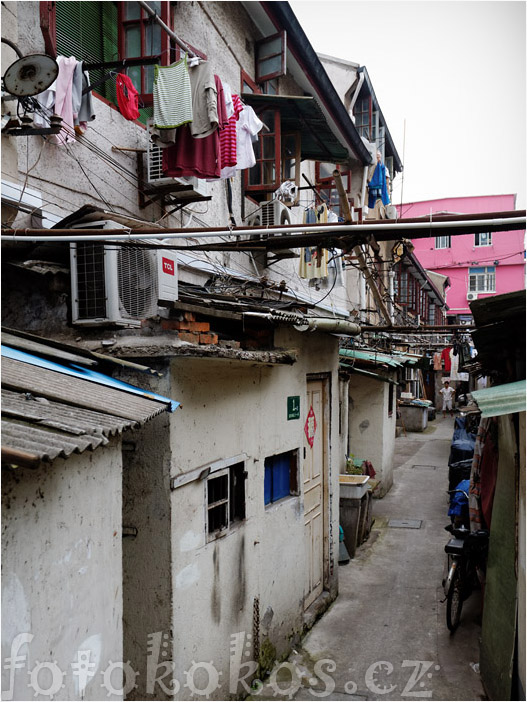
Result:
[206, 462, 246, 538]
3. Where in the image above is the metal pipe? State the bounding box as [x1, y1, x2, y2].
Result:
[348, 70, 365, 115]
[243, 311, 361, 336]
[1, 38, 24, 59]
[294, 318, 362, 335]
[3, 215, 525, 243]
[137, 1, 197, 58]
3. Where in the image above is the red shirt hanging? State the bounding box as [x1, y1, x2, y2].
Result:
[116, 74, 140, 121]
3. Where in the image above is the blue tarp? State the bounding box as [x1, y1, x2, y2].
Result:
[448, 479, 470, 517]
[448, 416, 476, 466]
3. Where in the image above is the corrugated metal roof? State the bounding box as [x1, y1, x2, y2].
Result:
[1, 342, 178, 466]
[2, 346, 179, 411]
[339, 349, 417, 367]
[471, 381, 526, 418]
[2, 356, 171, 421]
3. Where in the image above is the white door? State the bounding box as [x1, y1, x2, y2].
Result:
[303, 379, 326, 608]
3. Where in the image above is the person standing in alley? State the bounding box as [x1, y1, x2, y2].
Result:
[440, 381, 455, 418]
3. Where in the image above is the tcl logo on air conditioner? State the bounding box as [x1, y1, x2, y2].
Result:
[162, 257, 175, 276]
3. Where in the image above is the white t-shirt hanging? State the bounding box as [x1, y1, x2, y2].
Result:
[221, 105, 264, 178]
[222, 82, 234, 120]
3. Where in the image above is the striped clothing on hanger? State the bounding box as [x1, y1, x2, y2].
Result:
[220, 93, 243, 168]
[153, 56, 193, 129]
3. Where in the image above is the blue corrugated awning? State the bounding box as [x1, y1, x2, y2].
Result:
[339, 348, 420, 367]
[1, 345, 179, 412]
[472, 380, 526, 418]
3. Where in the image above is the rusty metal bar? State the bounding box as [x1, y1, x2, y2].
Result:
[333, 169, 392, 325]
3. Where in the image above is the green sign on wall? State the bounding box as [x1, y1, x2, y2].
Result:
[287, 396, 300, 420]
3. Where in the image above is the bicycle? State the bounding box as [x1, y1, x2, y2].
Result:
[442, 489, 489, 633]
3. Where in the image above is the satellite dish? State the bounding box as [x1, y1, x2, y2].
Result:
[3, 54, 59, 97]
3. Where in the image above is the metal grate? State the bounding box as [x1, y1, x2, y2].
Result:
[388, 519, 422, 529]
[75, 243, 107, 319]
[118, 247, 158, 319]
[411, 464, 437, 470]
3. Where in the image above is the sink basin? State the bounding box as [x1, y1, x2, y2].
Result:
[339, 474, 370, 499]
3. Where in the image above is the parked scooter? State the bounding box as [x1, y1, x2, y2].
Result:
[442, 486, 489, 632]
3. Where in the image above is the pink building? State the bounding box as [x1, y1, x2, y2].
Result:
[398, 195, 525, 322]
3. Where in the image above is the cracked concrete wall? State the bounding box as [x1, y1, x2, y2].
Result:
[1, 442, 123, 701]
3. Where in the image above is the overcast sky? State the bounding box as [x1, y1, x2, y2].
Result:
[290, 1, 526, 209]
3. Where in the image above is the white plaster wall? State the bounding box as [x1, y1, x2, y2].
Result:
[167, 328, 340, 699]
[348, 373, 396, 494]
[1, 442, 123, 701]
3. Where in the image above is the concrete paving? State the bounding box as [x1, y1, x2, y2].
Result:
[258, 415, 486, 701]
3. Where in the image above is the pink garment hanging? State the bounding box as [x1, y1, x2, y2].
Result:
[116, 73, 140, 121]
[219, 93, 243, 168]
[50, 55, 77, 145]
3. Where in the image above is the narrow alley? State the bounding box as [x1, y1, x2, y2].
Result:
[259, 416, 486, 701]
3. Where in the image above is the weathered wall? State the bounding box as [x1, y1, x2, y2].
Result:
[122, 409, 174, 702]
[3, 1, 363, 318]
[348, 373, 396, 494]
[1, 1, 19, 186]
[1, 442, 123, 701]
[164, 328, 340, 699]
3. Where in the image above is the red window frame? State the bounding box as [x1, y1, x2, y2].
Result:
[314, 163, 351, 212]
[255, 31, 287, 84]
[241, 70, 261, 95]
[244, 108, 282, 195]
[117, 2, 172, 107]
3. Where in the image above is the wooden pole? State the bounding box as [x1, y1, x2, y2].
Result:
[333, 169, 392, 325]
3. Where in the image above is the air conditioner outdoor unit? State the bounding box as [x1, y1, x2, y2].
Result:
[467, 292, 478, 301]
[70, 221, 178, 326]
[146, 120, 209, 197]
[245, 199, 293, 229]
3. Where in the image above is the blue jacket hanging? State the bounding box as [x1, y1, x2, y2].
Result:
[368, 162, 390, 208]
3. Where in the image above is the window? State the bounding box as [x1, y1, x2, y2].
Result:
[264, 450, 298, 505]
[247, 109, 281, 192]
[118, 1, 171, 105]
[44, 1, 174, 124]
[435, 236, 451, 249]
[353, 97, 371, 140]
[206, 461, 246, 537]
[475, 232, 492, 247]
[255, 31, 286, 83]
[388, 383, 394, 417]
[469, 267, 495, 293]
[314, 163, 351, 216]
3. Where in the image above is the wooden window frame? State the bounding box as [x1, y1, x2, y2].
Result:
[245, 108, 282, 194]
[241, 69, 261, 95]
[117, 2, 171, 108]
[206, 460, 246, 539]
[256, 31, 287, 84]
